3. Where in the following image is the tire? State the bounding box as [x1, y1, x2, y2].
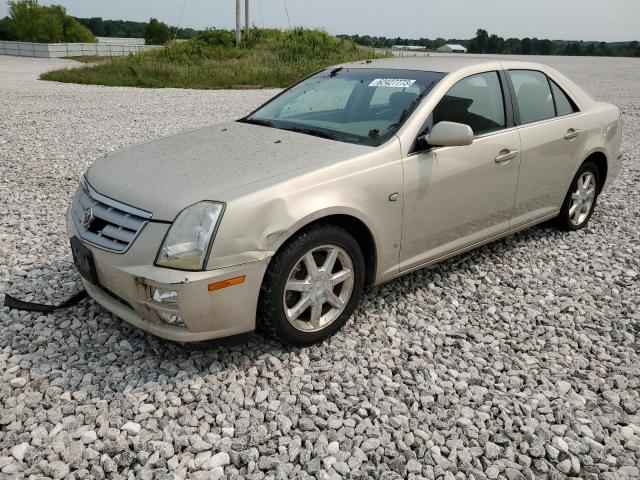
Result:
[257, 224, 365, 346]
[554, 161, 601, 231]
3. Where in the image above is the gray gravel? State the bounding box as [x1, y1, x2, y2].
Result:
[0, 54, 639, 479]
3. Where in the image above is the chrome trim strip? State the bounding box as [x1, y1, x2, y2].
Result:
[82, 177, 152, 220]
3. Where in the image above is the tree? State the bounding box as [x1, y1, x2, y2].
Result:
[486, 34, 504, 54]
[563, 42, 582, 56]
[538, 39, 554, 55]
[7, 0, 95, 43]
[9, 0, 63, 42]
[505, 38, 521, 54]
[0, 16, 14, 40]
[520, 37, 533, 54]
[597, 42, 611, 56]
[145, 18, 171, 45]
[475, 29, 489, 53]
[51, 5, 95, 42]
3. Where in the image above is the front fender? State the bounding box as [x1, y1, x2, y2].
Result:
[208, 139, 404, 281]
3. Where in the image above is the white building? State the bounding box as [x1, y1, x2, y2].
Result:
[437, 44, 468, 53]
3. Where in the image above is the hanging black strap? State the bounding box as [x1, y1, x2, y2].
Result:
[3, 290, 88, 313]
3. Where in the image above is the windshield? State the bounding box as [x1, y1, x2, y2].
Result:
[242, 68, 446, 146]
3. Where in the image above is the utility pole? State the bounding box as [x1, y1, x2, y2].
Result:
[235, 0, 241, 47]
[245, 0, 250, 41]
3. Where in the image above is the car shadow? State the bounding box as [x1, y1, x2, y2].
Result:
[0, 223, 558, 394]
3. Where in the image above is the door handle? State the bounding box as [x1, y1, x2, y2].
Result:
[564, 128, 581, 140]
[495, 149, 518, 164]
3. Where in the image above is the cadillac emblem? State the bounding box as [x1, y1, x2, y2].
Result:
[82, 208, 95, 229]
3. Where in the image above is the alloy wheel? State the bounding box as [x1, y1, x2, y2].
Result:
[283, 244, 354, 332]
[569, 172, 597, 226]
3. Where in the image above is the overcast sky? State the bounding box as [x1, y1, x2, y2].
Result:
[1, 0, 638, 42]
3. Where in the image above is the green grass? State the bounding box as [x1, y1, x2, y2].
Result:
[42, 28, 389, 90]
[63, 55, 112, 64]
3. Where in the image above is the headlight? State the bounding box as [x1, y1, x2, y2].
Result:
[156, 201, 224, 270]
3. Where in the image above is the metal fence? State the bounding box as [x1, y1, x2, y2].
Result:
[0, 40, 158, 58]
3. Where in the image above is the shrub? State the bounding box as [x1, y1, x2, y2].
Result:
[42, 27, 387, 90]
[194, 29, 236, 48]
[145, 18, 171, 45]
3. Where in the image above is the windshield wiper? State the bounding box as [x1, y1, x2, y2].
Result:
[243, 120, 339, 142]
[241, 117, 276, 128]
[282, 127, 338, 141]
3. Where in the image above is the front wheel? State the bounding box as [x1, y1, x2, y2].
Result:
[555, 161, 600, 231]
[257, 224, 365, 346]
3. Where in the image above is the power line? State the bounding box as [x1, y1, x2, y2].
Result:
[283, 0, 291, 29]
[173, 0, 189, 42]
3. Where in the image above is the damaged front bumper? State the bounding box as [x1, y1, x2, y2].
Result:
[67, 213, 268, 342]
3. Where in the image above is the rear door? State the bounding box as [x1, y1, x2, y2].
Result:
[506, 70, 586, 227]
[400, 71, 522, 270]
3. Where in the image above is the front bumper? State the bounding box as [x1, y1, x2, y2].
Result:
[67, 213, 268, 342]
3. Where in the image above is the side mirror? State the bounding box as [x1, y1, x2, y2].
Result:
[425, 121, 474, 147]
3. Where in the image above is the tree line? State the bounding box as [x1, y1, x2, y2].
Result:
[339, 29, 640, 58]
[0, 0, 200, 45]
[75, 16, 200, 43]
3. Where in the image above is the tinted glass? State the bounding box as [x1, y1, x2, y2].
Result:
[509, 70, 555, 124]
[550, 80, 578, 116]
[244, 68, 445, 146]
[432, 71, 506, 136]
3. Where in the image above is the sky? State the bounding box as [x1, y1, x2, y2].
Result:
[1, 0, 638, 42]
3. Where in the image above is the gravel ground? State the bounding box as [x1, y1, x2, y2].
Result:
[0, 55, 638, 479]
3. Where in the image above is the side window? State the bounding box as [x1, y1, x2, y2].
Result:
[431, 71, 506, 136]
[508, 70, 555, 124]
[550, 80, 579, 116]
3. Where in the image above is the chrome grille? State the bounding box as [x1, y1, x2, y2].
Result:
[71, 179, 152, 253]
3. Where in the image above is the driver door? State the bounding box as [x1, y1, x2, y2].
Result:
[399, 71, 522, 271]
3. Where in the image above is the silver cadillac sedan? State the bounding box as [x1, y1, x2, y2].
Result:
[68, 56, 623, 346]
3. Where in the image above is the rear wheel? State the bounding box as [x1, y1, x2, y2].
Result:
[555, 161, 600, 231]
[257, 224, 365, 346]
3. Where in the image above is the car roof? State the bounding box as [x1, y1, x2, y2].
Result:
[338, 55, 536, 74]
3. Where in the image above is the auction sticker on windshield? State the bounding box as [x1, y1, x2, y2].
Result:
[369, 78, 416, 88]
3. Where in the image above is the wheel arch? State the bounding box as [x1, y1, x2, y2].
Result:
[581, 149, 608, 193]
[268, 211, 379, 287]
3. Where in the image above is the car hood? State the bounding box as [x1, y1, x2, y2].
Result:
[86, 121, 371, 221]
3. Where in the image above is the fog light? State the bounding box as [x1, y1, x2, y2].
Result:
[156, 311, 185, 327]
[152, 288, 178, 304]
[150, 288, 185, 327]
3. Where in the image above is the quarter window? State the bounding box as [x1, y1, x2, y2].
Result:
[550, 79, 578, 116]
[432, 71, 506, 136]
[508, 70, 555, 124]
